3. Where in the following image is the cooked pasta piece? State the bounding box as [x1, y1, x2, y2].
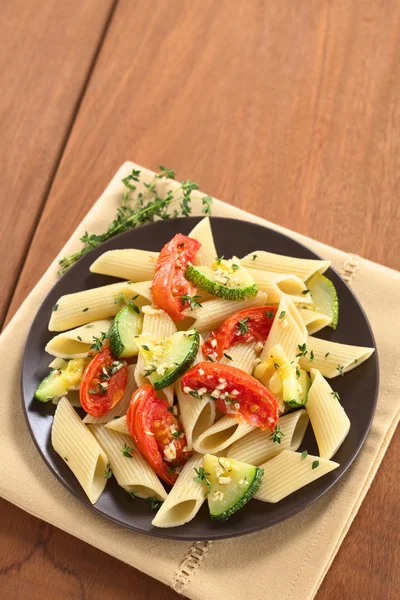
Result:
[83, 364, 137, 424]
[241, 251, 331, 281]
[247, 269, 313, 305]
[255, 450, 339, 503]
[89, 249, 159, 281]
[134, 308, 176, 395]
[193, 416, 255, 454]
[52, 390, 81, 407]
[227, 410, 309, 465]
[260, 298, 307, 363]
[299, 336, 375, 378]
[176, 384, 216, 450]
[49, 282, 150, 332]
[220, 342, 257, 374]
[89, 425, 167, 500]
[45, 320, 112, 358]
[105, 415, 130, 436]
[51, 397, 109, 504]
[152, 454, 206, 527]
[298, 308, 332, 335]
[185, 292, 268, 333]
[188, 217, 218, 267]
[306, 369, 350, 459]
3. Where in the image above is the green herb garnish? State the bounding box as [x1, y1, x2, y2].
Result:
[104, 464, 112, 479]
[237, 317, 250, 336]
[146, 496, 163, 511]
[301, 450, 308, 459]
[122, 443, 134, 458]
[296, 343, 308, 358]
[270, 424, 285, 444]
[58, 167, 213, 274]
[181, 294, 202, 310]
[193, 467, 212, 497]
[337, 364, 345, 376]
[312, 460, 319, 469]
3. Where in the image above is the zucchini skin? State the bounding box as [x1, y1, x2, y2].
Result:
[185, 264, 258, 301]
[152, 330, 200, 389]
[210, 467, 264, 521]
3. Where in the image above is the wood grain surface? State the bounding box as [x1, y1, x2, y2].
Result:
[0, 0, 115, 326]
[1, 0, 399, 599]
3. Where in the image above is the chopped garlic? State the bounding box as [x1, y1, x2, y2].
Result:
[183, 386, 192, 394]
[255, 341, 264, 352]
[211, 389, 221, 398]
[211, 338, 218, 348]
[198, 368, 205, 376]
[198, 387, 207, 395]
[218, 476, 232, 485]
[213, 490, 224, 501]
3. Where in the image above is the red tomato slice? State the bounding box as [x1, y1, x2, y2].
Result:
[126, 384, 191, 485]
[202, 306, 277, 360]
[80, 346, 128, 417]
[152, 233, 201, 321]
[181, 362, 279, 431]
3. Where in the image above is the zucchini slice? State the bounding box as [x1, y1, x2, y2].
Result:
[203, 454, 263, 520]
[137, 329, 199, 389]
[254, 345, 311, 411]
[109, 304, 143, 358]
[35, 358, 89, 402]
[186, 257, 257, 301]
[306, 272, 339, 329]
[284, 368, 311, 409]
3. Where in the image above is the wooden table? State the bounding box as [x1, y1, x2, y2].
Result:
[1, 1, 399, 598]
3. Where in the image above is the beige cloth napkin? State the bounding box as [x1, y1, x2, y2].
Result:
[1, 163, 399, 600]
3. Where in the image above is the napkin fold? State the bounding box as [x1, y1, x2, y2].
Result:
[1, 163, 399, 600]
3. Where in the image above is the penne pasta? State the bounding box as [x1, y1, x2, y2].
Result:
[49, 282, 150, 332]
[247, 269, 313, 305]
[260, 298, 307, 364]
[90, 249, 159, 281]
[105, 415, 130, 436]
[83, 364, 137, 425]
[227, 410, 309, 465]
[89, 425, 167, 500]
[134, 308, 177, 391]
[51, 397, 109, 504]
[255, 450, 339, 503]
[220, 341, 258, 374]
[176, 383, 216, 450]
[45, 320, 112, 358]
[298, 308, 332, 335]
[188, 217, 218, 267]
[185, 292, 268, 333]
[152, 454, 206, 528]
[241, 251, 331, 281]
[193, 416, 254, 454]
[306, 369, 350, 459]
[299, 336, 375, 378]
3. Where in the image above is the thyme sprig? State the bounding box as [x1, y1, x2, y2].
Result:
[58, 167, 213, 274]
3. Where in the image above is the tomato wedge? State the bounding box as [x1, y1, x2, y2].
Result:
[152, 233, 201, 321]
[126, 384, 191, 485]
[80, 346, 128, 417]
[181, 362, 279, 431]
[202, 306, 277, 360]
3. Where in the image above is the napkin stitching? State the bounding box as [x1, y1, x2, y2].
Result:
[172, 252, 363, 597]
[172, 541, 212, 594]
[340, 254, 360, 284]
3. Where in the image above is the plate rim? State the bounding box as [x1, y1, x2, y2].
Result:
[20, 216, 380, 541]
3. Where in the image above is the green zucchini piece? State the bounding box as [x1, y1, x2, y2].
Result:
[284, 368, 311, 409]
[203, 454, 263, 520]
[109, 304, 143, 358]
[186, 257, 257, 300]
[35, 358, 88, 402]
[137, 329, 199, 389]
[306, 272, 339, 329]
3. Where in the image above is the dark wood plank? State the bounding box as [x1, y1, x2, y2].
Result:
[2, 1, 399, 599]
[0, 0, 114, 325]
